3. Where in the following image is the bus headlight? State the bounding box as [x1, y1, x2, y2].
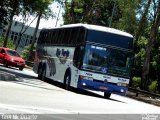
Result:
[120, 89, 125, 92]
[80, 75, 93, 81]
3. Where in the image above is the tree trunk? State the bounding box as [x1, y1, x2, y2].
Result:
[70, 0, 75, 23]
[135, 0, 151, 42]
[15, 33, 23, 50]
[15, 16, 37, 50]
[141, 1, 160, 90]
[3, 0, 18, 47]
[157, 69, 160, 93]
[3, 13, 13, 47]
[28, 13, 41, 61]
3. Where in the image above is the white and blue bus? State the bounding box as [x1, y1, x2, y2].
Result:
[33, 24, 134, 98]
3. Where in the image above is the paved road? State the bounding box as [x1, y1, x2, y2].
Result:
[0, 66, 160, 120]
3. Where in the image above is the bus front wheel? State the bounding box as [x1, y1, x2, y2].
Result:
[42, 66, 46, 81]
[104, 92, 111, 99]
[64, 72, 71, 90]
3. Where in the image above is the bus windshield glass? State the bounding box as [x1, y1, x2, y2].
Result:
[87, 30, 133, 49]
[82, 45, 133, 77]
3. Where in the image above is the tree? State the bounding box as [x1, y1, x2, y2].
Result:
[141, 0, 160, 90]
[135, 0, 152, 42]
[14, 15, 37, 50]
[3, 0, 19, 47]
[28, 0, 55, 61]
[0, 0, 10, 27]
[0, 36, 15, 49]
[63, 0, 122, 26]
[116, 0, 139, 34]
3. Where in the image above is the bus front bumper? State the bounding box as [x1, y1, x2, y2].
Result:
[77, 79, 128, 96]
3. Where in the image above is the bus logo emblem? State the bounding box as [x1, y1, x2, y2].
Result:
[56, 48, 70, 64]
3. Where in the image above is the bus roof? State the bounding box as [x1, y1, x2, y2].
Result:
[61, 23, 133, 38]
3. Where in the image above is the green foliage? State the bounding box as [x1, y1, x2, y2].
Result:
[0, 36, 15, 49]
[21, 44, 36, 61]
[63, 0, 122, 26]
[24, 0, 55, 19]
[149, 81, 158, 93]
[116, 0, 140, 34]
[0, 0, 12, 26]
[132, 77, 141, 88]
[134, 36, 148, 67]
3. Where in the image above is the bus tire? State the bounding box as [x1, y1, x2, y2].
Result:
[64, 72, 71, 90]
[38, 65, 43, 80]
[104, 92, 111, 99]
[42, 65, 46, 81]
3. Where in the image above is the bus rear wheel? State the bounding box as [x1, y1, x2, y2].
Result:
[104, 92, 111, 99]
[64, 72, 71, 90]
[42, 66, 46, 81]
[38, 66, 43, 80]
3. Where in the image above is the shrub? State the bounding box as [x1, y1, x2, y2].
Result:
[149, 81, 158, 93]
[0, 36, 15, 49]
[21, 44, 35, 61]
[132, 77, 141, 88]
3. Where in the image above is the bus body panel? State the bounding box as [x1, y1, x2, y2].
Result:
[33, 23, 134, 97]
[33, 45, 79, 88]
[77, 70, 129, 95]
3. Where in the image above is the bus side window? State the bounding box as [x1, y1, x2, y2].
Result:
[70, 28, 79, 45]
[50, 31, 56, 44]
[78, 28, 85, 44]
[57, 30, 63, 44]
[43, 32, 46, 44]
[43, 32, 47, 44]
[63, 29, 71, 45]
[54, 30, 59, 44]
[59, 29, 65, 45]
[46, 31, 50, 44]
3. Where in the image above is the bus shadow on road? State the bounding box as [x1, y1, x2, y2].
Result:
[0, 65, 37, 79]
[0, 65, 125, 103]
[44, 78, 126, 104]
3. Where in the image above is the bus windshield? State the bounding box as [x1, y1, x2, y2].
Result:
[82, 45, 133, 77]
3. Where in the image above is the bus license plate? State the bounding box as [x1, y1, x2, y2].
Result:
[99, 86, 108, 90]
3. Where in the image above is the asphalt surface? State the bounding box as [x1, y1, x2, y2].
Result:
[0, 71, 16, 81]
[0, 66, 160, 120]
[0, 66, 160, 108]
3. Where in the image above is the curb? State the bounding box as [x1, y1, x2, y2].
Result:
[0, 71, 17, 81]
[126, 91, 160, 107]
[25, 65, 33, 70]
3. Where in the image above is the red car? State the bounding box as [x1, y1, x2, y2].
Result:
[0, 47, 25, 70]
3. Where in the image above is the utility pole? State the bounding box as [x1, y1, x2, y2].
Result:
[55, 3, 63, 27]
[109, 0, 117, 27]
